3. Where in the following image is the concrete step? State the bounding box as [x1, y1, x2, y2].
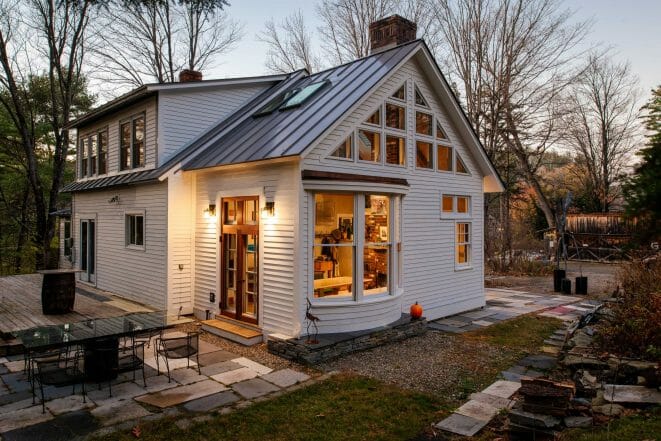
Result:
[201, 318, 263, 346]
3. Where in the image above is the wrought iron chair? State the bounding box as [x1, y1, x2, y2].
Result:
[154, 332, 200, 382]
[94, 334, 147, 397]
[31, 347, 86, 413]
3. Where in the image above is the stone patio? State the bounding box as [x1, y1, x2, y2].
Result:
[0, 331, 312, 440]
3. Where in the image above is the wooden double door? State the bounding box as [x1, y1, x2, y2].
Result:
[220, 197, 259, 324]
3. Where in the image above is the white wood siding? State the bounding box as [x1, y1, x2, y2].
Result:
[157, 85, 268, 164]
[76, 97, 158, 179]
[192, 161, 300, 335]
[301, 57, 485, 332]
[167, 172, 194, 315]
[72, 183, 168, 309]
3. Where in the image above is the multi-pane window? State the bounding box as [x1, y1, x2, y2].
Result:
[456, 222, 471, 265]
[385, 135, 405, 166]
[126, 214, 145, 247]
[442, 195, 471, 217]
[79, 129, 108, 178]
[313, 193, 397, 300]
[391, 84, 406, 101]
[358, 129, 380, 162]
[365, 108, 381, 126]
[120, 114, 145, 171]
[416, 112, 432, 136]
[385, 103, 406, 131]
[416, 141, 433, 169]
[330, 136, 352, 160]
[438, 145, 453, 171]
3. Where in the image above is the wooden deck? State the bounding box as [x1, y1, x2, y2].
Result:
[0, 273, 154, 333]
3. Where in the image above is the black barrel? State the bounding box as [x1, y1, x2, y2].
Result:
[561, 278, 572, 295]
[41, 271, 76, 314]
[85, 337, 119, 382]
[553, 269, 566, 292]
[575, 276, 588, 295]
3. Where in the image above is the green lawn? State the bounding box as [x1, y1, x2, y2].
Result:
[94, 315, 564, 441]
[94, 374, 449, 441]
[560, 407, 661, 441]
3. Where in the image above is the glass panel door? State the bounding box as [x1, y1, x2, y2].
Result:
[220, 197, 259, 324]
[80, 219, 96, 284]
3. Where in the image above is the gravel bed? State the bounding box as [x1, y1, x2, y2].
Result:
[317, 330, 511, 400]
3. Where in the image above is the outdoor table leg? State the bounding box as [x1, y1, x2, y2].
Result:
[84, 337, 119, 382]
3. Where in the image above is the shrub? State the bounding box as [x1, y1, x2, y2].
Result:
[596, 259, 661, 361]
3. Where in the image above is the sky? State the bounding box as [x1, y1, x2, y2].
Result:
[206, 0, 660, 96]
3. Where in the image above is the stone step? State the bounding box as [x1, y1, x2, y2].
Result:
[201, 319, 263, 346]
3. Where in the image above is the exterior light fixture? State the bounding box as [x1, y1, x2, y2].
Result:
[204, 204, 216, 217]
[262, 201, 275, 218]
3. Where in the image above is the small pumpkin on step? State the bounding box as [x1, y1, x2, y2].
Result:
[410, 302, 423, 319]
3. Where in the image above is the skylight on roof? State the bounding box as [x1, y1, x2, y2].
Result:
[280, 80, 330, 110]
[254, 89, 295, 117]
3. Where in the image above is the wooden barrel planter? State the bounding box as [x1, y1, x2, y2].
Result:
[39, 269, 78, 315]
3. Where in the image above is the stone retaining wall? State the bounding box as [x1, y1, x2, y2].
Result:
[267, 315, 428, 364]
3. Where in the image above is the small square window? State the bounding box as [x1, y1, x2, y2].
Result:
[457, 196, 469, 213]
[442, 196, 454, 213]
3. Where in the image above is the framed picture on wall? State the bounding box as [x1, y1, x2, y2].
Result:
[337, 214, 353, 239]
[379, 226, 388, 242]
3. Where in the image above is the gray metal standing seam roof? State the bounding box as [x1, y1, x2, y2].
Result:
[182, 40, 423, 171]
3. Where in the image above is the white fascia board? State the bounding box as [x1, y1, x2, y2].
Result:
[145, 75, 288, 92]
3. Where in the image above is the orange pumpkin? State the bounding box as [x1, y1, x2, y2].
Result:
[410, 302, 423, 319]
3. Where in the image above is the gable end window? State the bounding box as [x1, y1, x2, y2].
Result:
[120, 114, 145, 171]
[126, 213, 145, 248]
[330, 135, 353, 160]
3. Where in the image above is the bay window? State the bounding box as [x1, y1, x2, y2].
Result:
[312, 192, 399, 301]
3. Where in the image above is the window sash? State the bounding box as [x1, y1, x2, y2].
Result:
[456, 222, 471, 265]
[126, 214, 144, 247]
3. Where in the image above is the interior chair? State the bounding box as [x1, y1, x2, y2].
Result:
[31, 348, 86, 413]
[154, 332, 200, 382]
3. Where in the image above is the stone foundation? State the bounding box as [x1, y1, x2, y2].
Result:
[267, 314, 427, 364]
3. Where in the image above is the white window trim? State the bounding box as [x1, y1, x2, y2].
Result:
[119, 112, 146, 172]
[125, 211, 146, 250]
[389, 80, 408, 103]
[309, 192, 400, 304]
[327, 132, 355, 162]
[441, 194, 472, 219]
[455, 221, 473, 270]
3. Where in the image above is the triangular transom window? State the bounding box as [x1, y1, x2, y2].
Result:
[365, 107, 381, 126]
[391, 84, 406, 101]
[329, 136, 353, 160]
[456, 152, 468, 174]
[414, 85, 429, 108]
[436, 121, 447, 140]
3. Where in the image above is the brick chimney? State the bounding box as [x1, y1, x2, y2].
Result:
[179, 69, 203, 82]
[369, 15, 417, 54]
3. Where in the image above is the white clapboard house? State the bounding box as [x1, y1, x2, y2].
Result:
[62, 16, 503, 344]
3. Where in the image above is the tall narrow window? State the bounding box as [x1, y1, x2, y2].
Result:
[120, 122, 131, 170]
[126, 214, 145, 247]
[98, 131, 108, 174]
[456, 222, 471, 265]
[329, 136, 352, 159]
[358, 129, 380, 162]
[313, 193, 354, 299]
[437, 145, 453, 172]
[416, 141, 432, 169]
[385, 103, 406, 130]
[415, 112, 432, 136]
[133, 116, 145, 168]
[385, 135, 405, 166]
[364, 195, 390, 295]
[90, 135, 97, 175]
[80, 138, 88, 177]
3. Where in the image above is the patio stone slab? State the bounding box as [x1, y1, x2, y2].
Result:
[435, 413, 487, 437]
[211, 367, 258, 385]
[135, 379, 227, 408]
[170, 368, 206, 385]
[1, 410, 99, 441]
[200, 361, 243, 377]
[0, 404, 54, 433]
[436, 319, 470, 328]
[183, 390, 240, 412]
[0, 390, 33, 408]
[604, 385, 661, 404]
[260, 369, 310, 388]
[231, 357, 273, 375]
[231, 378, 280, 399]
[144, 374, 179, 393]
[198, 340, 223, 355]
[462, 310, 497, 319]
[91, 399, 152, 426]
[86, 380, 146, 405]
[472, 320, 494, 327]
[4, 360, 25, 373]
[455, 400, 500, 422]
[469, 392, 515, 409]
[144, 354, 198, 372]
[481, 380, 521, 399]
[0, 396, 35, 414]
[519, 354, 557, 370]
[45, 394, 94, 415]
[198, 350, 237, 366]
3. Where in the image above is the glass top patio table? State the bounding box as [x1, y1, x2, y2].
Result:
[12, 310, 171, 350]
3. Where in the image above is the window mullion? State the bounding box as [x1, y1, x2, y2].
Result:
[355, 194, 365, 301]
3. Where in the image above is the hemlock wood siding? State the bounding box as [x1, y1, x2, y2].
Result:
[72, 183, 168, 309]
[301, 58, 484, 332]
[157, 85, 269, 164]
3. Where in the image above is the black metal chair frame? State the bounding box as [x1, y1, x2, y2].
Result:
[30, 346, 86, 413]
[94, 333, 147, 397]
[154, 332, 200, 382]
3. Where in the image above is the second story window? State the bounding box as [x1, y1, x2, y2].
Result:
[79, 129, 108, 178]
[120, 114, 145, 171]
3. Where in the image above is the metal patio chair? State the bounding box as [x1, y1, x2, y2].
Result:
[154, 332, 200, 382]
[31, 348, 86, 413]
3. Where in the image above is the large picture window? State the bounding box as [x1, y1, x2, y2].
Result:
[313, 192, 398, 300]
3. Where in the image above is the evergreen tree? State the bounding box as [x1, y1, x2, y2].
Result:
[623, 86, 661, 243]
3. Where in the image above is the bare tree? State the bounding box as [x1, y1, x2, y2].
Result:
[431, 0, 592, 232]
[91, 0, 242, 87]
[316, 0, 395, 64]
[257, 11, 320, 74]
[0, 0, 94, 268]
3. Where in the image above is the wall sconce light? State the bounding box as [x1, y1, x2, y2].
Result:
[262, 201, 275, 218]
[204, 204, 216, 217]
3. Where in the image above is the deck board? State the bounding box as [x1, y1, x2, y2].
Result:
[0, 274, 153, 334]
